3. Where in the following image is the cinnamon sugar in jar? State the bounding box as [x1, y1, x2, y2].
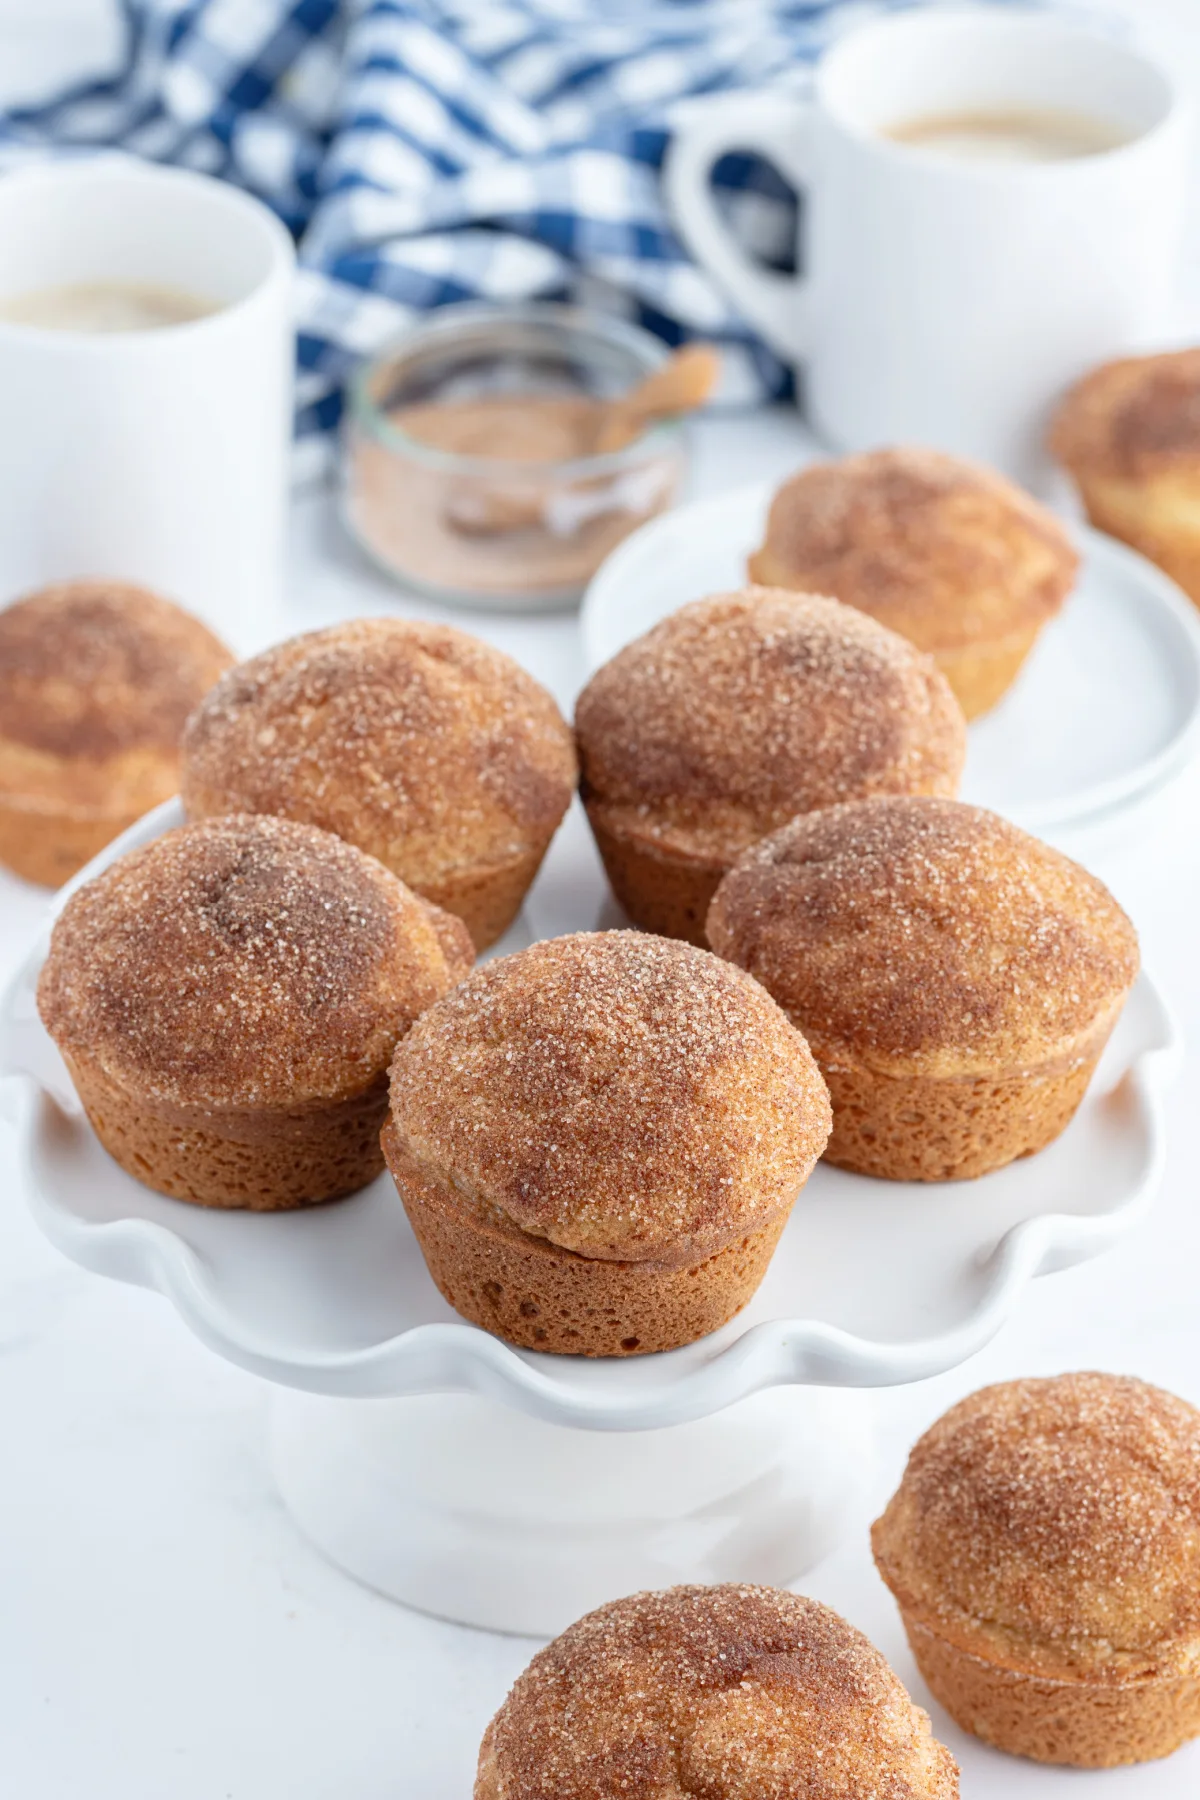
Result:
[341, 305, 686, 612]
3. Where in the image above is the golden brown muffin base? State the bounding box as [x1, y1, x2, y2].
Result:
[66, 1050, 388, 1210]
[418, 841, 550, 952]
[383, 1118, 791, 1354]
[586, 808, 726, 947]
[1069, 470, 1200, 610]
[931, 624, 1043, 721]
[0, 796, 141, 889]
[817, 1037, 1108, 1183]
[901, 1613, 1200, 1768]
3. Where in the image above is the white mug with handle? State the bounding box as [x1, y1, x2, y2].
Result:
[665, 9, 1188, 483]
[0, 159, 294, 652]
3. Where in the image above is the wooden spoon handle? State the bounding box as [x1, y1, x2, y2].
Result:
[593, 343, 721, 453]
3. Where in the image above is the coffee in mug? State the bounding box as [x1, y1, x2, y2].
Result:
[883, 108, 1130, 164]
[0, 280, 219, 333]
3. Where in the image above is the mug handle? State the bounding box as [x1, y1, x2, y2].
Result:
[663, 90, 813, 365]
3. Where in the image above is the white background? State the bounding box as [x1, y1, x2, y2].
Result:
[3, 6, 1200, 1799]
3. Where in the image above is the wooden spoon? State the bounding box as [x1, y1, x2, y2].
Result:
[445, 342, 721, 537]
[591, 342, 721, 453]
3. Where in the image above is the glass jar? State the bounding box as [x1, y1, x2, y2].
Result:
[340, 303, 687, 611]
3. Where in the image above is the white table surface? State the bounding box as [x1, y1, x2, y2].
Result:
[3, 5, 1200, 1798]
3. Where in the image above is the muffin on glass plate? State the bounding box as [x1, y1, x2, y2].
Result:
[0, 580, 232, 888]
[708, 796, 1139, 1182]
[1050, 347, 1200, 607]
[180, 617, 577, 950]
[38, 813, 473, 1209]
[873, 1373, 1200, 1767]
[575, 586, 965, 946]
[748, 447, 1079, 718]
[383, 930, 831, 1355]
[476, 1584, 958, 1799]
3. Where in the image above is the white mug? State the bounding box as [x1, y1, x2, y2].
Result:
[665, 10, 1188, 483]
[0, 160, 294, 651]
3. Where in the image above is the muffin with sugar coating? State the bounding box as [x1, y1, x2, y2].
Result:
[38, 813, 473, 1209]
[575, 587, 965, 946]
[476, 1583, 958, 1799]
[383, 930, 831, 1355]
[708, 795, 1138, 1181]
[873, 1373, 1200, 1767]
[0, 580, 232, 888]
[1050, 348, 1200, 608]
[748, 448, 1078, 718]
[180, 617, 577, 950]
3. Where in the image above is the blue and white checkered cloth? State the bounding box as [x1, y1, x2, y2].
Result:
[0, 0, 1054, 472]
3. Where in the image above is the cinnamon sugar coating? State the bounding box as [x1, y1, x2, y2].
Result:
[0, 580, 231, 765]
[708, 797, 1138, 1080]
[386, 930, 830, 1265]
[38, 813, 473, 1112]
[873, 1375, 1200, 1686]
[576, 589, 964, 869]
[0, 581, 233, 886]
[179, 619, 576, 940]
[1051, 350, 1200, 479]
[475, 1584, 958, 1800]
[748, 449, 1078, 653]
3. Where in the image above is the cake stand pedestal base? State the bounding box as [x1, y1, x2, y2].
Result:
[269, 1385, 876, 1636]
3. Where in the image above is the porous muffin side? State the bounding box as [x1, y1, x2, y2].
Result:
[0, 580, 233, 886]
[707, 796, 1138, 1180]
[1050, 348, 1200, 609]
[38, 812, 473, 1208]
[179, 617, 577, 949]
[872, 1374, 1200, 1766]
[576, 587, 965, 945]
[384, 930, 831, 1353]
[475, 1583, 958, 1799]
[747, 447, 1078, 717]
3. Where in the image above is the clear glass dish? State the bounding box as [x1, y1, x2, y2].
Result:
[340, 303, 687, 612]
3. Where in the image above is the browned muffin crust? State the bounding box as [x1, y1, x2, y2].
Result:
[40, 813, 472, 1109]
[1051, 350, 1200, 480]
[873, 1374, 1200, 1766]
[0, 581, 233, 886]
[38, 814, 473, 1207]
[179, 618, 577, 948]
[385, 930, 830, 1352]
[576, 588, 964, 942]
[708, 797, 1138, 1080]
[748, 449, 1077, 652]
[476, 1584, 959, 1800]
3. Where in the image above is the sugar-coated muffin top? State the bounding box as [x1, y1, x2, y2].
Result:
[38, 813, 473, 1110]
[476, 1584, 958, 1800]
[1051, 349, 1200, 480]
[708, 796, 1138, 1078]
[748, 447, 1078, 652]
[386, 930, 831, 1264]
[180, 618, 577, 889]
[873, 1374, 1200, 1684]
[0, 580, 232, 804]
[575, 588, 965, 866]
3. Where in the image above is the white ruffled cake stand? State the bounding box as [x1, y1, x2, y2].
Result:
[0, 800, 1180, 1635]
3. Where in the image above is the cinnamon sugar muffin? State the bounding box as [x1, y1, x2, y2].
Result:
[873, 1374, 1200, 1767]
[0, 580, 232, 888]
[707, 797, 1138, 1182]
[575, 588, 965, 946]
[383, 931, 831, 1355]
[38, 813, 473, 1209]
[476, 1584, 959, 1799]
[180, 618, 576, 950]
[748, 449, 1078, 718]
[1050, 348, 1200, 608]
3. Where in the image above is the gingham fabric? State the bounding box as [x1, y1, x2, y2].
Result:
[0, 0, 1054, 469]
